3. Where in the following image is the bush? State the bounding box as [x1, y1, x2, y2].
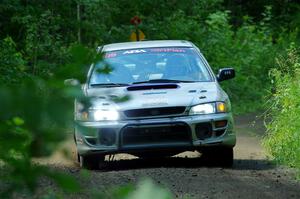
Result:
[0, 37, 26, 84]
[0, 45, 95, 197]
[201, 10, 279, 113]
[263, 44, 300, 174]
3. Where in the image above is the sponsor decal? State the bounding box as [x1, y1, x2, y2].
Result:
[150, 48, 186, 53]
[104, 48, 190, 59]
[104, 52, 117, 58]
[123, 49, 146, 54]
[141, 98, 169, 107]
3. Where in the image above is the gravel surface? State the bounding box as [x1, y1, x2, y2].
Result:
[35, 113, 300, 198]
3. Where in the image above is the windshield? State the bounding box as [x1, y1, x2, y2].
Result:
[89, 47, 213, 86]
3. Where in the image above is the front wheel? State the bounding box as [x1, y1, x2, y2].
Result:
[79, 154, 105, 170]
[201, 147, 234, 168]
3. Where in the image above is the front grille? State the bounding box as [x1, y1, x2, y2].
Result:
[121, 123, 191, 146]
[123, 106, 186, 118]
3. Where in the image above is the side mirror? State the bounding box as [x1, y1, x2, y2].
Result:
[64, 78, 80, 86]
[217, 68, 235, 82]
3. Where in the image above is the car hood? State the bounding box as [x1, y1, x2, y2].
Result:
[86, 82, 228, 110]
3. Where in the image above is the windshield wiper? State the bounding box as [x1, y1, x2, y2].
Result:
[90, 83, 130, 87]
[132, 79, 196, 84]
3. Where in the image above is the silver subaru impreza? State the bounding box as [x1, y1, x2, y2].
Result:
[74, 40, 236, 169]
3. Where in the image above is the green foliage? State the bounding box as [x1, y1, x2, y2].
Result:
[0, 45, 92, 197]
[0, 88, 80, 196]
[201, 9, 277, 113]
[16, 9, 67, 77]
[56, 44, 103, 82]
[0, 37, 26, 84]
[263, 45, 300, 174]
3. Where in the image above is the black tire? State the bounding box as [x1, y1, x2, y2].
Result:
[79, 154, 105, 170]
[201, 147, 234, 168]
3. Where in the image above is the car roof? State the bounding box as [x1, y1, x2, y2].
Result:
[101, 40, 194, 52]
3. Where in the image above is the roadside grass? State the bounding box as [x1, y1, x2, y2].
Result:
[263, 45, 300, 177]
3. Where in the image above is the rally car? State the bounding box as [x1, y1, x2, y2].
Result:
[73, 40, 236, 169]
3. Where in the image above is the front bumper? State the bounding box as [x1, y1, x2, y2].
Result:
[75, 113, 236, 156]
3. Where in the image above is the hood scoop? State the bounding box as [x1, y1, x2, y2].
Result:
[127, 84, 179, 91]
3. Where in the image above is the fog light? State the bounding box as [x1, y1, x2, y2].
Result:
[215, 120, 227, 128]
[215, 130, 225, 137]
[195, 123, 213, 140]
[99, 128, 116, 146]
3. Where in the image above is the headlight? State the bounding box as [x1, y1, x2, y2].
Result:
[78, 109, 119, 121]
[93, 109, 119, 121]
[189, 103, 215, 115]
[75, 99, 120, 121]
[189, 102, 227, 115]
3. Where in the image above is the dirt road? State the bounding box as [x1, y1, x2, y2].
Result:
[39, 113, 300, 198]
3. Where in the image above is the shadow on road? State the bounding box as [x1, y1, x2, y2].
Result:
[91, 156, 275, 172]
